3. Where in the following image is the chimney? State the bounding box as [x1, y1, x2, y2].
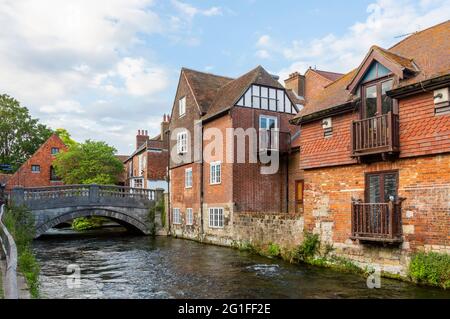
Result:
[136, 129, 149, 149]
[284, 72, 305, 98]
[160, 114, 170, 143]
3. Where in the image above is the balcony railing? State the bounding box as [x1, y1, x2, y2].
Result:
[351, 112, 399, 157]
[351, 199, 404, 243]
[258, 129, 291, 154]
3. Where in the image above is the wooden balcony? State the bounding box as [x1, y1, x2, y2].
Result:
[351, 112, 399, 157]
[351, 200, 403, 243]
[259, 129, 291, 154]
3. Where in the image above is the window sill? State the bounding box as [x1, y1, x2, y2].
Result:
[209, 226, 224, 229]
[209, 182, 222, 186]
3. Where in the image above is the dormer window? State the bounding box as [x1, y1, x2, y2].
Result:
[179, 96, 186, 117]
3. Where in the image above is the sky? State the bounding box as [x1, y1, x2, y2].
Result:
[0, 0, 448, 155]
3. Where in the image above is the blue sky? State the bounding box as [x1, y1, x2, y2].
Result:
[0, 0, 448, 154]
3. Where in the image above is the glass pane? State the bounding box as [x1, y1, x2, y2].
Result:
[277, 90, 284, 112]
[269, 88, 276, 99]
[384, 173, 397, 202]
[252, 85, 260, 97]
[365, 85, 377, 118]
[368, 175, 381, 203]
[261, 87, 268, 98]
[362, 62, 378, 83]
[252, 96, 260, 108]
[377, 63, 391, 77]
[261, 98, 268, 109]
[381, 80, 393, 114]
[244, 89, 252, 107]
[269, 98, 276, 111]
[236, 97, 244, 106]
[260, 117, 267, 129]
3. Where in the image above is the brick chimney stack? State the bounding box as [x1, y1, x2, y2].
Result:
[284, 72, 305, 98]
[161, 114, 170, 143]
[136, 129, 149, 149]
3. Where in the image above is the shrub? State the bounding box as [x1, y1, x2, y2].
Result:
[296, 232, 320, 261]
[409, 252, 450, 289]
[3, 205, 39, 298]
[71, 216, 106, 231]
[267, 243, 281, 257]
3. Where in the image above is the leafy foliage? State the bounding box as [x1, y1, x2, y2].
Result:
[53, 140, 124, 185]
[0, 94, 53, 172]
[71, 216, 107, 231]
[409, 252, 450, 289]
[55, 128, 77, 148]
[3, 205, 40, 297]
[296, 232, 320, 261]
[267, 243, 281, 257]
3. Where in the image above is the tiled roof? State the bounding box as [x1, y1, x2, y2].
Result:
[182, 68, 233, 114]
[201, 66, 285, 121]
[311, 69, 344, 81]
[293, 20, 450, 122]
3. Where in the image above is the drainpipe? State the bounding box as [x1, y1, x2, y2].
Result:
[199, 123, 205, 238]
[165, 129, 171, 234]
[285, 132, 291, 214]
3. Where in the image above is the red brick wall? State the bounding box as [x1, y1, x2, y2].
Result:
[147, 150, 168, 181]
[300, 112, 358, 169]
[302, 154, 450, 250]
[299, 91, 450, 169]
[231, 107, 298, 212]
[6, 134, 67, 190]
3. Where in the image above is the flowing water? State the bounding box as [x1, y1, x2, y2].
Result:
[33, 228, 450, 299]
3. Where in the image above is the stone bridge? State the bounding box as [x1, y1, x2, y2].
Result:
[9, 185, 164, 238]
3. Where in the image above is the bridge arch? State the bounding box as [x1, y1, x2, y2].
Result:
[35, 208, 150, 239]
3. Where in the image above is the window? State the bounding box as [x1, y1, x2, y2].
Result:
[186, 208, 193, 226]
[31, 165, 40, 173]
[295, 180, 304, 213]
[210, 161, 221, 185]
[179, 97, 186, 117]
[236, 84, 295, 114]
[365, 171, 398, 203]
[185, 168, 193, 188]
[209, 207, 224, 228]
[177, 132, 188, 154]
[50, 166, 60, 181]
[173, 208, 181, 225]
[134, 178, 143, 189]
[138, 154, 146, 174]
[51, 147, 59, 155]
[259, 115, 278, 150]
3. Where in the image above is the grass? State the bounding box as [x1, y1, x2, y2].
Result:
[3, 205, 40, 298]
[409, 252, 450, 289]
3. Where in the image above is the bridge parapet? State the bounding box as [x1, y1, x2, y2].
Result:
[11, 185, 163, 210]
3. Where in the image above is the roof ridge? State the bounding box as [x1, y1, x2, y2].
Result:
[388, 19, 450, 50]
[181, 67, 235, 81]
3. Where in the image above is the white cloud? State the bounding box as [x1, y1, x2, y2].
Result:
[277, 0, 450, 78]
[171, 0, 222, 19]
[0, 0, 172, 153]
[256, 35, 271, 47]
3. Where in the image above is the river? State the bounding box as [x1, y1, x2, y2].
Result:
[33, 228, 450, 299]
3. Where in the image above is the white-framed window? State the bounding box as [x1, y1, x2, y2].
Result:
[209, 207, 224, 228]
[31, 165, 41, 173]
[173, 208, 181, 225]
[177, 132, 188, 154]
[179, 96, 186, 117]
[51, 147, 59, 155]
[210, 161, 221, 185]
[186, 208, 193, 226]
[236, 84, 295, 114]
[259, 115, 279, 150]
[185, 168, 193, 188]
[138, 154, 146, 174]
[133, 178, 143, 189]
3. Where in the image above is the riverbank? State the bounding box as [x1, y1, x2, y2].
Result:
[0, 256, 30, 299]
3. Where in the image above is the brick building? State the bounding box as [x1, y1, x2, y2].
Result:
[6, 134, 67, 190]
[124, 115, 170, 191]
[289, 21, 450, 274]
[168, 66, 302, 244]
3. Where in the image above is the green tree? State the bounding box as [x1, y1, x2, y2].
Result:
[53, 140, 124, 185]
[55, 128, 77, 148]
[0, 94, 53, 172]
